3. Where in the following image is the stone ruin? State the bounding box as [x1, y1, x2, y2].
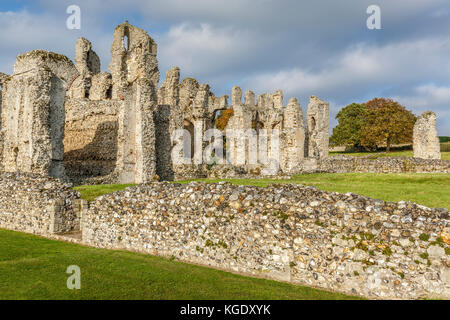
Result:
[413, 111, 441, 160]
[0, 22, 330, 184]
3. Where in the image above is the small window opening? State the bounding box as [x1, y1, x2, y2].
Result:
[106, 85, 112, 99]
[123, 35, 129, 51]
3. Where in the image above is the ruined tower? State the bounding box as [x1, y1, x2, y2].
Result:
[109, 22, 160, 183]
[281, 98, 305, 173]
[307, 96, 329, 158]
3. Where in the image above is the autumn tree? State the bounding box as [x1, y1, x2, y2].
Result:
[215, 108, 234, 131]
[360, 98, 416, 152]
[330, 103, 368, 150]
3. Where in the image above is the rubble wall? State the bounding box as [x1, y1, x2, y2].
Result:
[63, 99, 120, 184]
[317, 156, 450, 174]
[0, 172, 82, 235]
[82, 181, 450, 299]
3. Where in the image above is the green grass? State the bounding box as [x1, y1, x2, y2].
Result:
[177, 173, 450, 209]
[329, 149, 450, 160]
[74, 184, 134, 202]
[0, 229, 360, 300]
[76, 173, 450, 209]
[441, 142, 450, 153]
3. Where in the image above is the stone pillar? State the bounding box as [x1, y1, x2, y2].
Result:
[231, 86, 242, 106]
[158, 67, 180, 105]
[244, 90, 255, 107]
[413, 111, 441, 160]
[155, 67, 182, 180]
[273, 90, 283, 109]
[0, 73, 7, 171]
[225, 103, 254, 166]
[75, 37, 100, 75]
[307, 96, 329, 158]
[281, 98, 305, 173]
[68, 38, 101, 100]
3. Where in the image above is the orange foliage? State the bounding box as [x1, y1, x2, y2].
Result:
[215, 108, 234, 130]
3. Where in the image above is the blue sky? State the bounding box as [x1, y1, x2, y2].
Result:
[1, 0, 449, 135]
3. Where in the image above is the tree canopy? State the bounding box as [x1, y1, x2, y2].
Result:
[215, 108, 234, 131]
[361, 98, 416, 152]
[330, 103, 368, 149]
[331, 98, 417, 152]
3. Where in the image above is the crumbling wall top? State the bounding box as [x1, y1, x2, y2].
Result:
[75, 37, 100, 75]
[0, 72, 8, 83]
[14, 50, 78, 84]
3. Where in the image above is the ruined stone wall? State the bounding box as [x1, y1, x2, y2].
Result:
[223, 87, 312, 174]
[82, 181, 449, 299]
[165, 156, 449, 180]
[109, 22, 159, 184]
[307, 96, 329, 158]
[155, 68, 228, 180]
[0, 73, 8, 171]
[0, 22, 332, 182]
[64, 99, 120, 184]
[1, 51, 77, 179]
[225, 86, 255, 167]
[317, 155, 450, 174]
[413, 111, 441, 160]
[0, 172, 82, 235]
[281, 98, 305, 173]
[155, 67, 182, 180]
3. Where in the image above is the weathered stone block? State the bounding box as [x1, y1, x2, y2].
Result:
[413, 111, 441, 160]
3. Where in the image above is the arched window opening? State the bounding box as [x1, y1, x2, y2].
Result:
[310, 117, 316, 131]
[183, 119, 195, 161]
[123, 35, 129, 51]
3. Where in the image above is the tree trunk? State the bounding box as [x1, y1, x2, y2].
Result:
[386, 136, 391, 152]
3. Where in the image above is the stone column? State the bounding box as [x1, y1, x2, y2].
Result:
[413, 111, 441, 159]
[307, 96, 329, 159]
[282, 98, 305, 173]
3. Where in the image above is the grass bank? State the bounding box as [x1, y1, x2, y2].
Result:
[329, 149, 450, 160]
[0, 229, 359, 300]
[76, 173, 450, 209]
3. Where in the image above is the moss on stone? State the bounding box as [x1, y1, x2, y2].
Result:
[17, 50, 73, 65]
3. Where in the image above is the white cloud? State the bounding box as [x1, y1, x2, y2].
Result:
[156, 22, 265, 81]
[2, 1, 450, 134]
[0, 9, 113, 74]
[394, 84, 450, 135]
[244, 37, 450, 97]
[397, 84, 450, 108]
[240, 38, 450, 135]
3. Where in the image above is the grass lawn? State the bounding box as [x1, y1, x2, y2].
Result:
[74, 183, 134, 202]
[0, 229, 360, 300]
[76, 173, 450, 210]
[329, 149, 450, 160]
[179, 173, 450, 209]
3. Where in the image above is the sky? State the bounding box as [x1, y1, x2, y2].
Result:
[0, 0, 449, 135]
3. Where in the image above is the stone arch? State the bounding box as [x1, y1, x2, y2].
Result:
[123, 29, 130, 51]
[183, 119, 195, 161]
[310, 117, 316, 131]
